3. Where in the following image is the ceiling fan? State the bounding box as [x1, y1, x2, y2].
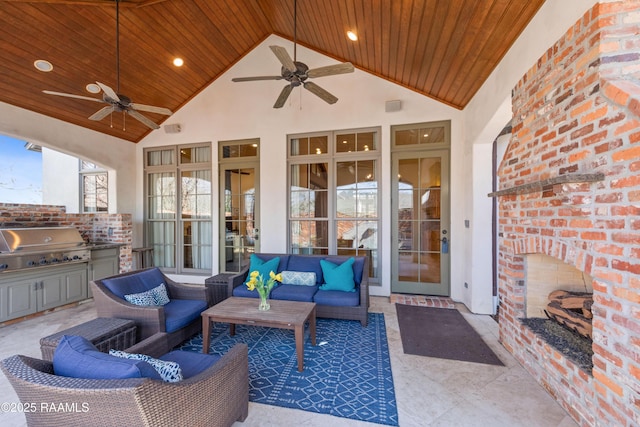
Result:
[231, 0, 354, 108]
[42, 0, 171, 130]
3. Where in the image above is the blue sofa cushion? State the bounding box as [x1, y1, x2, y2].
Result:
[288, 255, 324, 284]
[163, 299, 208, 333]
[245, 254, 281, 286]
[160, 350, 220, 379]
[53, 335, 161, 380]
[101, 267, 167, 300]
[232, 286, 259, 298]
[319, 258, 356, 292]
[314, 289, 360, 307]
[271, 284, 319, 302]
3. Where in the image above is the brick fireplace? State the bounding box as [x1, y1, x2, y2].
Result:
[494, 2, 640, 426]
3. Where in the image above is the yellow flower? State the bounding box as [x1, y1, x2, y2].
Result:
[250, 271, 260, 278]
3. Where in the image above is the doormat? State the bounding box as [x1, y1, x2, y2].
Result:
[179, 313, 398, 426]
[396, 304, 504, 366]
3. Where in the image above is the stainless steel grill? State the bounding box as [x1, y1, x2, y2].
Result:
[0, 227, 91, 273]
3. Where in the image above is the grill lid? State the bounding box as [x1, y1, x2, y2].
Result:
[0, 227, 86, 254]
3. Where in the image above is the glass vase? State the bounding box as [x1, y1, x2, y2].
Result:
[258, 293, 270, 311]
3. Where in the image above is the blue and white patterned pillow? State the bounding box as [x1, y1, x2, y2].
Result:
[124, 289, 156, 306]
[124, 283, 170, 306]
[109, 350, 183, 382]
[151, 283, 170, 305]
[281, 270, 316, 286]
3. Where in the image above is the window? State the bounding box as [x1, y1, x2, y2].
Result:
[80, 161, 108, 212]
[288, 129, 380, 281]
[144, 144, 212, 274]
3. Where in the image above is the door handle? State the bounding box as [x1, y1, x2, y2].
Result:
[441, 236, 449, 254]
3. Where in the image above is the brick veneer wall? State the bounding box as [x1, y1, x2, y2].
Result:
[0, 203, 133, 272]
[497, 2, 640, 426]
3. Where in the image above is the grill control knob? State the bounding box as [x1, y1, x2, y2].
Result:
[51, 257, 59, 263]
[39, 258, 49, 265]
[0, 264, 8, 270]
[72, 255, 80, 260]
[63, 256, 71, 261]
[27, 260, 37, 267]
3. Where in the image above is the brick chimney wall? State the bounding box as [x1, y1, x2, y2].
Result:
[497, 2, 640, 426]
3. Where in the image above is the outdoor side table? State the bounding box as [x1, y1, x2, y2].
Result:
[40, 317, 137, 361]
[205, 273, 233, 305]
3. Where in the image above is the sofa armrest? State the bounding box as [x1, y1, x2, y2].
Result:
[164, 276, 210, 305]
[124, 332, 170, 359]
[91, 281, 166, 339]
[227, 267, 249, 296]
[137, 343, 249, 425]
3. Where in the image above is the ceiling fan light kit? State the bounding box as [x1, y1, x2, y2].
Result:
[42, 0, 172, 130]
[232, 0, 354, 108]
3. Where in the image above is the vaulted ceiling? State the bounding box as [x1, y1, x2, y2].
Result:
[0, 0, 545, 142]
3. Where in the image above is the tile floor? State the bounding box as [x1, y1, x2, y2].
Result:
[0, 296, 578, 427]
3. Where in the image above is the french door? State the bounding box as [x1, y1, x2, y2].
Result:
[391, 150, 450, 295]
[218, 141, 260, 273]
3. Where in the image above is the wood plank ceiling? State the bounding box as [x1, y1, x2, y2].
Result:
[0, 0, 545, 142]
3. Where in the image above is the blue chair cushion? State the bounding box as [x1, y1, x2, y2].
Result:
[271, 284, 319, 302]
[160, 350, 220, 379]
[319, 257, 356, 292]
[163, 299, 208, 333]
[101, 268, 167, 300]
[53, 335, 161, 380]
[314, 289, 360, 306]
[288, 255, 324, 284]
[245, 254, 281, 286]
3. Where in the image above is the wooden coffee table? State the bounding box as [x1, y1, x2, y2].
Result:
[201, 297, 316, 372]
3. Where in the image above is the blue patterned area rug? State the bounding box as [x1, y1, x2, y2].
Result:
[179, 313, 398, 426]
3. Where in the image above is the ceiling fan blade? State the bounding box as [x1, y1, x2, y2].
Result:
[273, 85, 294, 108]
[269, 45, 296, 73]
[42, 90, 104, 103]
[127, 109, 160, 130]
[96, 82, 120, 102]
[129, 103, 172, 115]
[303, 81, 338, 104]
[88, 106, 114, 121]
[307, 62, 355, 78]
[232, 76, 284, 82]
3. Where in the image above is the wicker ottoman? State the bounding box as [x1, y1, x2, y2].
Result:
[40, 317, 137, 361]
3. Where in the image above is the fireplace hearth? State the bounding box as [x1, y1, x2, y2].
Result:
[521, 318, 593, 373]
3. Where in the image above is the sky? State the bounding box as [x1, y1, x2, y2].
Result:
[0, 135, 43, 204]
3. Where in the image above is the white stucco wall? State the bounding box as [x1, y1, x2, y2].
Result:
[42, 148, 79, 212]
[138, 35, 463, 292]
[0, 0, 601, 312]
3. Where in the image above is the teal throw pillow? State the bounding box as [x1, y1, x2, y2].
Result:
[319, 257, 356, 292]
[109, 349, 183, 382]
[281, 270, 316, 286]
[245, 254, 281, 285]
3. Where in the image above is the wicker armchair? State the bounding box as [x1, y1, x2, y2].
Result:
[91, 267, 213, 348]
[1, 333, 249, 427]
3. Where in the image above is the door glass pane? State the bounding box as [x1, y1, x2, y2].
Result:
[396, 156, 441, 284]
[224, 168, 255, 272]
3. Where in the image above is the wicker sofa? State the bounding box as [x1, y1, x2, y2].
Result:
[229, 253, 370, 326]
[1, 331, 248, 427]
[91, 267, 213, 348]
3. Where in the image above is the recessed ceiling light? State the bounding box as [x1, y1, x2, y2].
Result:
[34, 59, 53, 72]
[86, 83, 101, 94]
[173, 57, 184, 67]
[347, 31, 358, 41]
